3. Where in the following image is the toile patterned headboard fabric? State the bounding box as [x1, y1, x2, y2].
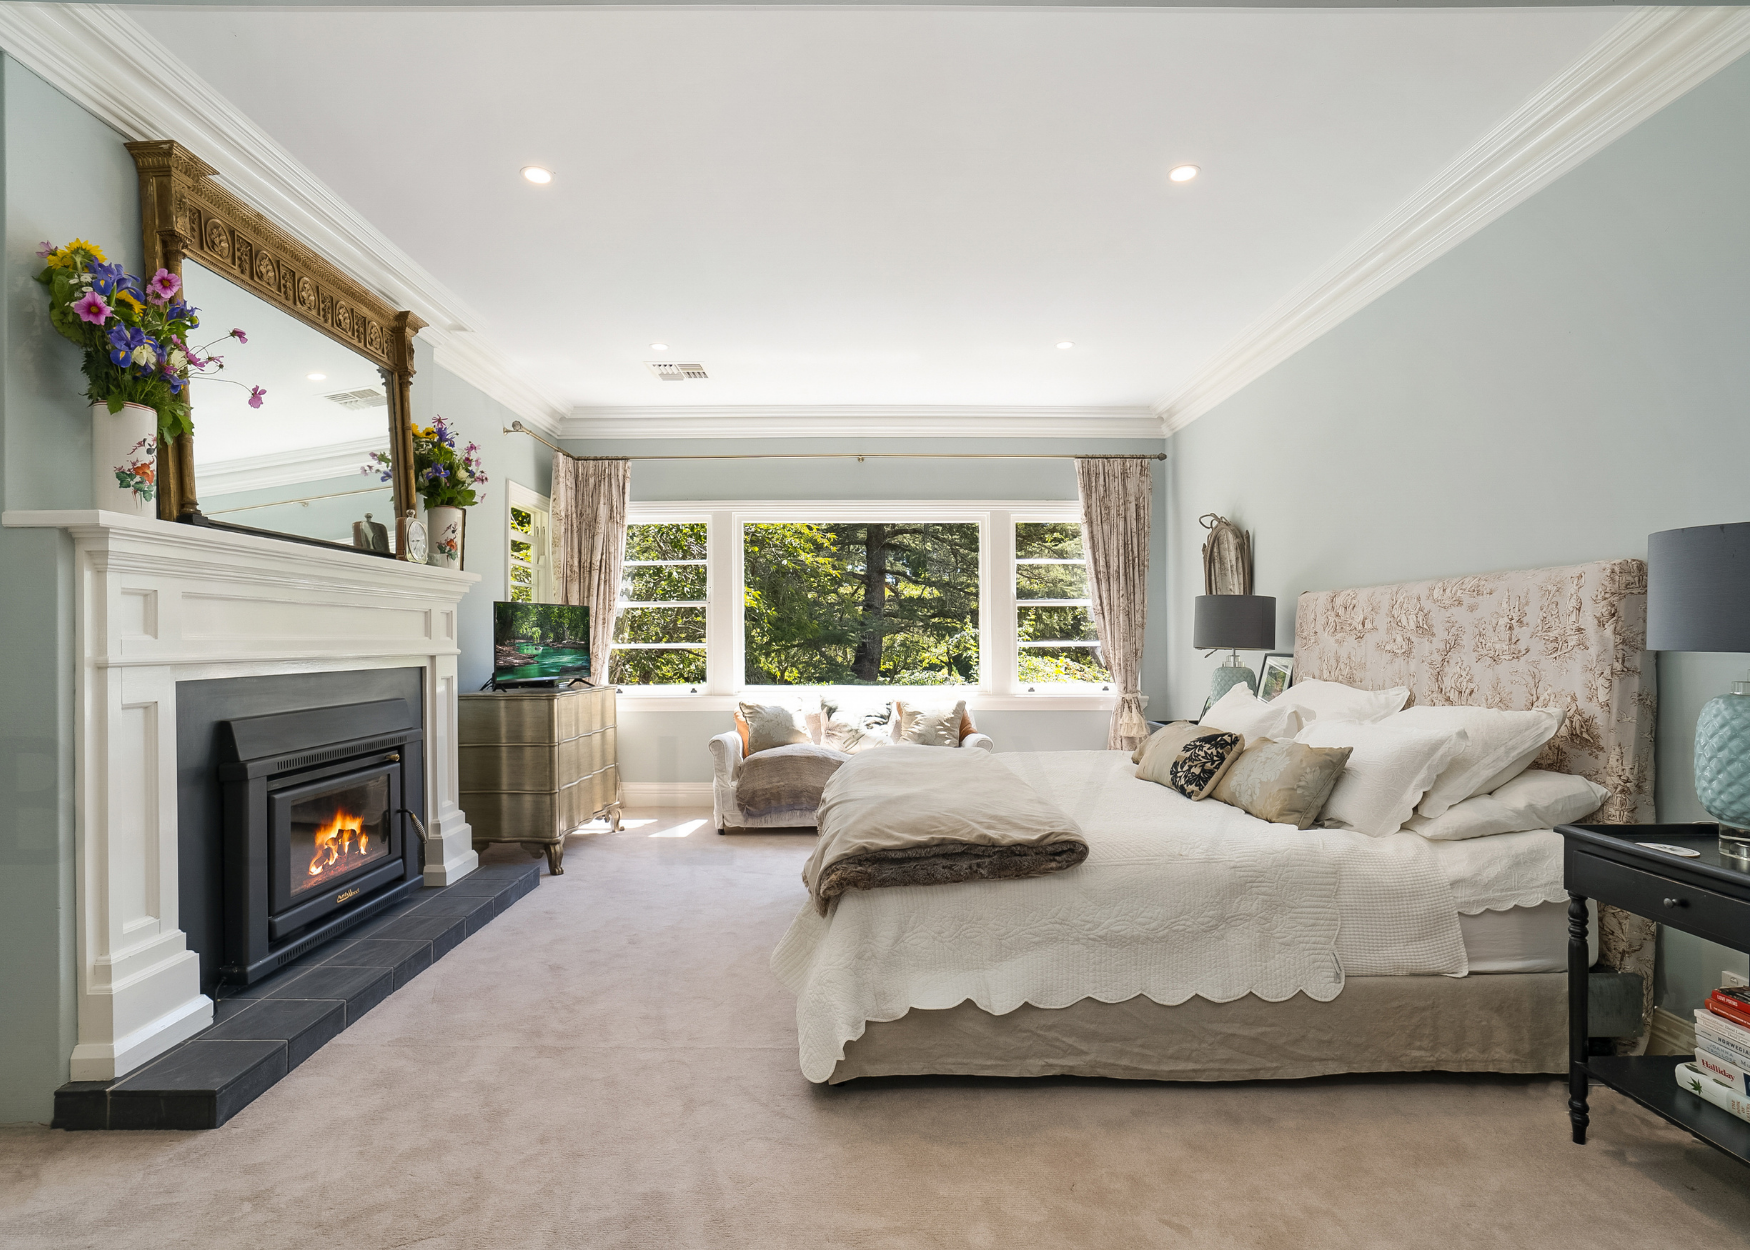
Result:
[1293, 559, 1658, 1043]
[1293, 558, 1654, 822]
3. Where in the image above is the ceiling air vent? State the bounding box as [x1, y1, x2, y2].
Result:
[324, 387, 388, 410]
[646, 361, 708, 381]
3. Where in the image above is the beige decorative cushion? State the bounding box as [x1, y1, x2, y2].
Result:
[1211, 739, 1353, 830]
[893, 700, 969, 747]
[1136, 729, 1245, 800]
[820, 708, 891, 755]
[1130, 721, 1203, 765]
[736, 701, 808, 756]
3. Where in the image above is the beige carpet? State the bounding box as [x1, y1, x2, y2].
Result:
[4, 808, 1750, 1250]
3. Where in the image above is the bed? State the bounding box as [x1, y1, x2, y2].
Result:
[771, 558, 1658, 1083]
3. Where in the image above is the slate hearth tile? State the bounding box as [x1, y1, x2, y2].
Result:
[324, 939, 433, 990]
[53, 1082, 114, 1131]
[211, 996, 258, 1023]
[111, 1039, 288, 1130]
[369, 912, 467, 948]
[408, 891, 498, 918]
[203, 998, 346, 1070]
[346, 898, 425, 937]
[263, 963, 395, 1024]
[438, 876, 519, 895]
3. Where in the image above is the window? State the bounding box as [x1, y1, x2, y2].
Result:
[611, 522, 708, 686]
[1015, 521, 1110, 686]
[743, 522, 979, 686]
[609, 502, 1109, 702]
[506, 483, 551, 604]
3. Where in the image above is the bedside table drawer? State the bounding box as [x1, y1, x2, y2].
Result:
[1569, 851, 1750, 950]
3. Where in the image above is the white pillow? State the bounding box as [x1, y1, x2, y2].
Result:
[1274, 679, 1409, 727]
[1200, 684, 1303, 742]
[1404, 769, 1608, 841]
[1392, 705, 1567, 820]
[1296, 718, 1468, 838]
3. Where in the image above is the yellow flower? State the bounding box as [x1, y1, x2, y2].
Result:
[50, 239, 107, 269]
[113, 289, 144, 315]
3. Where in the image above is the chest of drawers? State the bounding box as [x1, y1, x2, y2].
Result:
[459, 685, 621, 874]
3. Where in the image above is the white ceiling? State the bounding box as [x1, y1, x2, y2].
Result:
[131, 5, 1627, 414]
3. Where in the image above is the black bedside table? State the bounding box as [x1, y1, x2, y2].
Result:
[1560, 823, 1750, 1165]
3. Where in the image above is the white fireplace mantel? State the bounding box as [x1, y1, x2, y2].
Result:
[2, 509, 481, 1081]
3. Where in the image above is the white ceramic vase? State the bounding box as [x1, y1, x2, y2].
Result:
[428, 505, 465, 570]
[91, 401, 158, 518]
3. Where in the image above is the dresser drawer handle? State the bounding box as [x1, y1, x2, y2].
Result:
[1664, 897, 1688, 908]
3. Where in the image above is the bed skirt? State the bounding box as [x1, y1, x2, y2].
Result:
[827, 973, 1566, 1083]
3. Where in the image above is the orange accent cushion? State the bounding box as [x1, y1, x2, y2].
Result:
[733, 709, 751, 757]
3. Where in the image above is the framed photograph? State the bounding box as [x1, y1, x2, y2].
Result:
[1257, 653, 1295, 702]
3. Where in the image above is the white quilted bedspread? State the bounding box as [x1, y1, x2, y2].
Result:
[771, 751, 1491, 1083]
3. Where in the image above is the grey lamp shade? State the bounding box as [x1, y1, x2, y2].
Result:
[1647, 523, 1750, 653]
[1193, 595, 1276, 651]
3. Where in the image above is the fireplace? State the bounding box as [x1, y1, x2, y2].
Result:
[219, 699, 426, 985]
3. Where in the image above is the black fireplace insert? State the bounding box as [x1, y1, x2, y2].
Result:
[218, 699, 425, 985]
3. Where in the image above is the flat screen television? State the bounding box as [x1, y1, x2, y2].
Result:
[492, 602, 590, 686]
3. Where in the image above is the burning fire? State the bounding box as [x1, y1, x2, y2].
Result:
[308, 808, 370, 880]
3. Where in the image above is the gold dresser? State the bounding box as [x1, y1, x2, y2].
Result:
[458, 684, 621, 874]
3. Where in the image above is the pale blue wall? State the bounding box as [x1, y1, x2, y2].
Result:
[564, 434, 1166, 783]
[0, 55, 140, 1124]
[1167, 55, 1750, 1015]
[415, 341, 554, 695]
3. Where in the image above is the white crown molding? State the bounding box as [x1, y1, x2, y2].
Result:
[0, 3, 568, 435]
[1155, 6, 1750, 435]
[196, 435, 387, 496]
[562, 406, 1165, 441]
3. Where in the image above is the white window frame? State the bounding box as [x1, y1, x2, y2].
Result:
[506, 481, 552, 604]
[1012, 511, 1113, 695]
[616, 500, 1113, 710]
[611, 516, 710, 692]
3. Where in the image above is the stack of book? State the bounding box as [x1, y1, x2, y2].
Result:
[1675, 986, 1750, 1120]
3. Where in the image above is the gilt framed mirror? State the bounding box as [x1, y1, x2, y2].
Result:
[125, 141, 424, 555]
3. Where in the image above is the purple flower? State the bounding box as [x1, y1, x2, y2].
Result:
[146, 268, 181, 305]
[35, 241, 54, 260]
[247, 386, 266, 409]
[72, 291, 111, 325]
[231, 328, 248, 344]
[107, 324, 145, 366]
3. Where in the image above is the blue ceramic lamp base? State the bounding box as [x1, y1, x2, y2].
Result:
[1208, 654, 1257, 705]
[1695, 682, 1750, 864]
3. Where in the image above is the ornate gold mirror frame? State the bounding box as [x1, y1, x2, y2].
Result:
[125, 140, 425, 544]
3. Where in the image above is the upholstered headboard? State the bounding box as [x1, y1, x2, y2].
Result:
[1293, 559, 1655, 824]
[1294, 559, 1659, 1043]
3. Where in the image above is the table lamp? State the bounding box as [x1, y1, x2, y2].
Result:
[1647, 522, 1750, 864]
[1193, 594, 1276, 705]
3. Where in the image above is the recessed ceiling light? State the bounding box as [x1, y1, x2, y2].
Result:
[307, 372, 326, 381]
[649, 343, 668, 351]
[521, 166, 553, 185]
[1056, 342, 1074, 350]
[1169, 164, 1200, 183]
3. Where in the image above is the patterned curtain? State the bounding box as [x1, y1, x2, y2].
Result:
[550, 457, 631, 684]
[1075, 457, 1153, 752]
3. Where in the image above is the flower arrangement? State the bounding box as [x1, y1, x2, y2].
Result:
[34, 239, 263, 438]
[363, 416, 487, 509]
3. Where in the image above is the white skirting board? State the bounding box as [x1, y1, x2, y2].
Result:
[1648, 1006, 1699, 1057]
[620, 782, 713, 809]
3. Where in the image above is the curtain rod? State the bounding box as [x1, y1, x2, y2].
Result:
[503, 421, 1166, 462]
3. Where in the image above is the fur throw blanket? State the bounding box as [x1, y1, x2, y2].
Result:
[803, 745, 1087, 915]
[737, 743, 851, 822]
